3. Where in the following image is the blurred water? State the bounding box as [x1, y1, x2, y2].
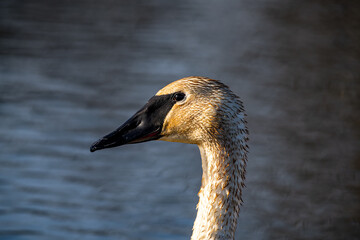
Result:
[1, 0, 359, 239]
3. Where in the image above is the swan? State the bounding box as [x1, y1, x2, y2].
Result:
[90, 76, 249, 239]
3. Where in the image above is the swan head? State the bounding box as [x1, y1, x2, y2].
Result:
[90, 76, 245, 152]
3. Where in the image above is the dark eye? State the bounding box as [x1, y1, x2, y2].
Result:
[173, 92, 186, 102]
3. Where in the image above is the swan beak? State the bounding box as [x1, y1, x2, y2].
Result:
[89, 117, 161, 152]
[90, 93, 176, 152]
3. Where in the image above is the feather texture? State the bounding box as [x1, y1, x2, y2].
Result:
[156, 77, 249, 239]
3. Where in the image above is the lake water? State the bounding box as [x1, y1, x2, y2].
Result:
[1, 0, 359, 239]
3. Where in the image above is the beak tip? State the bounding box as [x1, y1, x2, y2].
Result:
[90, 139, 103, 152]
[90, 145, 97, 152]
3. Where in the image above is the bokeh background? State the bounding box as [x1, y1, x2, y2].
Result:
[1, 1, 359, 239]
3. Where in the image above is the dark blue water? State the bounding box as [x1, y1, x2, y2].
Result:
[1, 0, 359, 239]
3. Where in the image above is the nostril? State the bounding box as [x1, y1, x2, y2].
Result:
[128, 119, 141, 129]
[121, 119, 141, 136]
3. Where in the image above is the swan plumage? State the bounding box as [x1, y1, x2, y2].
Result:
[91, 76, 249, 239]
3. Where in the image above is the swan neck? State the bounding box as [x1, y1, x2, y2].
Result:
[191, 139, 247, 240]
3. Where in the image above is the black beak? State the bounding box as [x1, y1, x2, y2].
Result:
[90, 93, 176, 152]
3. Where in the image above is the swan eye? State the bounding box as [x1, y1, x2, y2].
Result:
[173, 92, 186, 102]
